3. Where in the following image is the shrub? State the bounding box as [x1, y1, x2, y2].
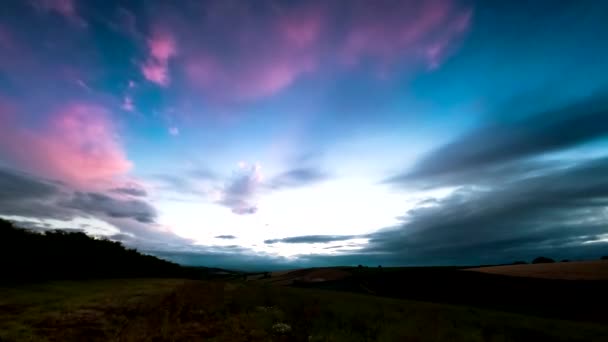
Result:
[532, 256, 555, 264]
[601, 256, 608, 260]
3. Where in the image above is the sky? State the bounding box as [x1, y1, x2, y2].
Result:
[1, 0, 608, 270]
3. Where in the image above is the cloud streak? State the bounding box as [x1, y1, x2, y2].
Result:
[215, 235, 236, 240]
[266, 167, 328, 189]
[368, 157, 608, 265]
[388, 91, 608, 186]
[62, 192, 157, 223]
[264, 235, 359, 244]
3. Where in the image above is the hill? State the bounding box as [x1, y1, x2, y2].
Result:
[0, 219, 230, 282]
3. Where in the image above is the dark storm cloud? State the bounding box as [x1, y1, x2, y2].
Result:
[264, 235, 359, 244]
[62, 192, 157, 223]
[0, 168, 74, 220]
[387, 91, 608, 186]
[367, 157, 608, 265]
[0, 168, 58, 199]
[215, 235, 237, 239]
[267, 167, 329, 189]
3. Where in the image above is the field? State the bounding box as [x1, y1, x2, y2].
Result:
[268, 265, 608, 324]
[2, 278, 608, 341]
[466, 260, 608, 280]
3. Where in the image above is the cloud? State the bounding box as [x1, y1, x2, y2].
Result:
[376, 92, 608, 265]
[30, 0, 86, 27]
[0, 167, 72, 220]
[0, 168, 58, 200]
[0, 102, 132, 188]
[182, 2, 322, 101]
[0, 167, 197, 262]
[151, 0, 471, 102]
[368, 157, 608, 265]
[109, 185, 148, 197]
[388, 91, 608, 186]
[141, 31, 177, 86]
[62, 192, 157, 223]
[215, 235, 236, 240]
[264, 235, 359, 244]
[218, 163, 263, 215]
[339, 0, 471, 71]
[267, 167, 328, 189]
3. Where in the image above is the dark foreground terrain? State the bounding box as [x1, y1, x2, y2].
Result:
[2, 220, 607, 341]
[2, 278, 608, 342]
[278, 264, 608, 324]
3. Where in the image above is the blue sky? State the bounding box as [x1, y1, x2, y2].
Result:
[1, 0, 607, 270]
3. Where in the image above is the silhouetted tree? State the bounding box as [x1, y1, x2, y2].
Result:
[601, 256, 608, 260]
[0, 219, 187, 282]
[357, 264, 363, 268]
[532, 256, 555, 264]
[512, 261, 527, 265]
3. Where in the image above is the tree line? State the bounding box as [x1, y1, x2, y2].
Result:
[0, 219, 192, 282]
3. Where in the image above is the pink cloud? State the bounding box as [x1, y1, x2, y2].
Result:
[31, 0, 86, 27]
[0, 102, 131, 188]
[340, 1, 471, 70]
[141, 32, 177, 87]
[156, 0, 470, 102]
[182, 4, 323, 102]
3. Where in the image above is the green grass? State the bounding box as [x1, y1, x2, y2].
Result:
[1, 279, 607, 341]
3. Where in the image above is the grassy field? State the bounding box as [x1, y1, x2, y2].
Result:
[1, 279, 608, 341]
[282, 265, 608, 324]
[466, 260, 608, 280]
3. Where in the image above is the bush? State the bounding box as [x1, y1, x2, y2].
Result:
[532, 256, 555, 264]
[601, 256, 608, 260]
[512, 261, 527, 265]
